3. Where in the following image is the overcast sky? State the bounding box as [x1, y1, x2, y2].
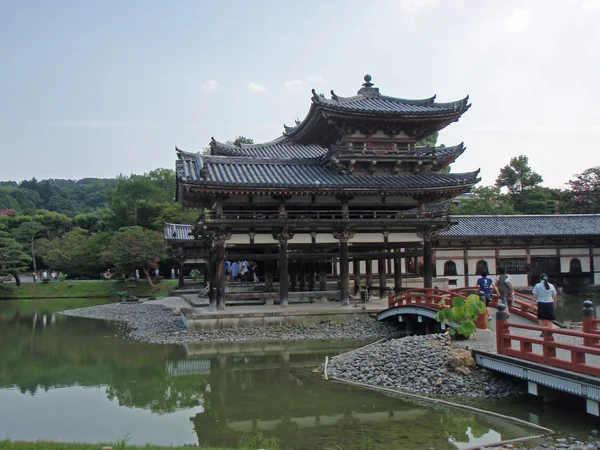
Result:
[1, 0, 599, 188]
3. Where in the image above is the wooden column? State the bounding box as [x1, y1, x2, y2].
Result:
[298, 261, 306, 292]
[290, 261, 297, 292]
[353, 259, 361, 296]
[215, 241, 226, 310]
[394, 257, 402, 292]
[275, 230, 292, 308]
[335, 228, 353, 306]
[378, 257, 386, 299]
[423, 238, 433, 289]
[208, 249, 216, 309]
[463, 246, 469, 287]
[265, 249, 273, 292]
[308, 261, 316, 292]
[366, 259, 373, 289]
[590, 246, 595, 285]
[177, 244, 185, 289]
[319, 258, 327, 303]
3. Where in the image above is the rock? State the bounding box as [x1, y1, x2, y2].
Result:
[447, 348, 476, 369]
[435, 377, 443, 387]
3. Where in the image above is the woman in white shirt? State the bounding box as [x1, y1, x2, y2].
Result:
[531, 273, 558, 336]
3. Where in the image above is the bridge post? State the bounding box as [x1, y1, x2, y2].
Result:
[583, 300, 597, 347]
[495, 304, 510, 354]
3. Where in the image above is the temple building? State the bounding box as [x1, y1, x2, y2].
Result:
[173, 75, 478, 309]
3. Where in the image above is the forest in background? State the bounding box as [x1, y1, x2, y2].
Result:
[1, 141, 599, 282]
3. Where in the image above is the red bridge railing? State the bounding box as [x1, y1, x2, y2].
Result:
[450, 287, 538, 322]
[495, 301, 600, 377]
[387, 287, 467, 309]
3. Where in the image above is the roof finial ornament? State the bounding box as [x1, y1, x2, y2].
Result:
[362, 74, 374, 88]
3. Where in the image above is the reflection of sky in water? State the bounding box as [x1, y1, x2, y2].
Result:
[0, 386, 202, 446]
[451, 428, 502, 449]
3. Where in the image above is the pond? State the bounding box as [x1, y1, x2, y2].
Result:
[0, 297, 598, 449]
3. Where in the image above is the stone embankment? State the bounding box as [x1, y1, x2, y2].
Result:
[60, 303, 402, 344]
[483, 434, 600, 450]
[328, 333, 525, 399]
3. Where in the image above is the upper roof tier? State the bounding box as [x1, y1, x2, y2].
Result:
[282, 75, 470, 143]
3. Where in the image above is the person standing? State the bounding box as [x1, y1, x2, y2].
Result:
[531, 273, 557, 336]
[494, 267, 513, 317]
[171, 268, 175, 280]
[476, 270, 494, 321]
[230, 261, 240, 281]
[32, 272, 37, 282]
[135, 269, 140, 280]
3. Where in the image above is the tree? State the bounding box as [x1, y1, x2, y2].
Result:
[564, 166, 600, 214]
[416, 131, 439, 148]
[450, 186, 516, 215]
[0, 230, 30, 285]
[227, 136, 254, 147]
[11, 220, 44, 272]
[44, 228, 111, 277]
[495, 155, 543, 195]
[101, 227, 168, 287]
[513, 187, 557, 215]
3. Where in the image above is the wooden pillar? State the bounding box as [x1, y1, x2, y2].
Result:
[463, 246, 469, 287]
[353, 259, 361, 296]
[208, 249, 216, 309]
[298, 261, 306, 292]
[319, 258, 327, 304]
[423, 229, 433, 289]
[339, 236, 350, 306]
[366, 259, 373, 289]
[525, 243, 531, 285]
[308, 261, 316, 292]
[378, 257, 386, 299]
[215, 241, 226, 310]
[394, 257, 402, 292]
[290, 261, 297, 292]
[590, 247, 595, 285]
[277, 232, 291, 308]
[265, 248, 273, 292]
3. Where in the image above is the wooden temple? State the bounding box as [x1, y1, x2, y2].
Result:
[173, 75, 479, 309]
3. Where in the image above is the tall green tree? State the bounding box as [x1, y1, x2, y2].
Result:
[451, 186, 516, 215]
[227, 136, 254, 146]
[564, 166, 600, 213]
[495, 155, 543, 195]
[11, 221, 44, 272]
[101, 227, 168, 287]
[0, 230, 30, 285]
[44, 228, 111, 277]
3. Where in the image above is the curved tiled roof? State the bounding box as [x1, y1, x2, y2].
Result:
[209, 137, 326, 159]
[164, 222, 194, 241]
[177, 151, 479, 192]
[440, 215, 600, 238]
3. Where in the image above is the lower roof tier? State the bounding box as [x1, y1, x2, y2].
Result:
[177, 150, 479, 196]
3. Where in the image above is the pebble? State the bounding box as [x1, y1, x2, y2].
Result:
[60, 303, 403, 344]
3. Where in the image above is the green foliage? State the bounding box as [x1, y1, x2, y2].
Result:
[451, 186, 516, 215]
[227, 136, 254, 146]
[563, 166, 600, 214]
[41, 277, 51, 283]
[57, 272, 66, 282]
[416, 131, 438, 148]
[101, 227, 168, 280]
[0, 230, 30, 277]
[495, 155, 543, 195]
[190, 269, 201, 279]
[436, 294, 486, 338]
[513, 186, 557, 214]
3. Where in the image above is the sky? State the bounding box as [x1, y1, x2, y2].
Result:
[1, 0, 599, 188]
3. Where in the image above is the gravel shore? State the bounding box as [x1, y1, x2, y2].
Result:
[60, 302, 402, 344]
[328, 333, 526, 399]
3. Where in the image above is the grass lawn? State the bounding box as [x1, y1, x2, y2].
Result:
[0, 280, 178, 300]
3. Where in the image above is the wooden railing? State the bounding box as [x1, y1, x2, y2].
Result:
[495, 301, 600, 377]
[450, 287, 538, 322]
[387, 287, 466, 309]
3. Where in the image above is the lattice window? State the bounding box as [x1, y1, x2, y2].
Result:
[475, 259, 489, 274]
[570, 258, 583, 273]
[497, 258, 528, 274]
[444, 260, 457, 276]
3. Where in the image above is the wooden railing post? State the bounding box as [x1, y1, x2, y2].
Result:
[496, 303, 510, 354]
[583, 300, 596, 347]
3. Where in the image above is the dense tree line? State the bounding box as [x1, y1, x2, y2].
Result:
[1, 149, 599, 283]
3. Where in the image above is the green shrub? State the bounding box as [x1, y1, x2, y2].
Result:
[58, 273, 67, 282]
[436, 294, 486, 339]
[190, 269, 201, 280]
[41, 277, 52, 284]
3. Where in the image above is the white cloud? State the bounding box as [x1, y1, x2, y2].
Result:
[306, 76, 327, 84]
[504, 8, 534, 32]
[200, 79, 222, 92]
[580, 0, 600, 10]
[247, 81, 266, 93]
[284, 79, 305, 91]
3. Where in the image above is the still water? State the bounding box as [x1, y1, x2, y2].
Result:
[0, 297, 597, 449]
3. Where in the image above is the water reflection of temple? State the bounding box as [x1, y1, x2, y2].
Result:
[184, 345, 530, 450]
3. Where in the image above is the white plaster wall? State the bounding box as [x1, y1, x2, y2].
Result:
[594, 257, 600, 270]
[353, 233, 384, 243]
[562, 248, 590, 256]
[315, 234, 338, 244]
[499, 249, 526, 256]
[511, 275, 529, 287]
[468, 258, 493, 276]
[596, 273, 600, 284]
[435, 250, 464, 258]
[594, 248, 600, 256]
[388, 232, 421, 243]
[530, 248, 558, 256]
[228, 234, 249, 245]
[467, 250, 495, 257]
[437, 259, 465, 276]
[561, 257, 590, 272]
[292, 234, 312, 244]
[254, 234, 278, 244]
